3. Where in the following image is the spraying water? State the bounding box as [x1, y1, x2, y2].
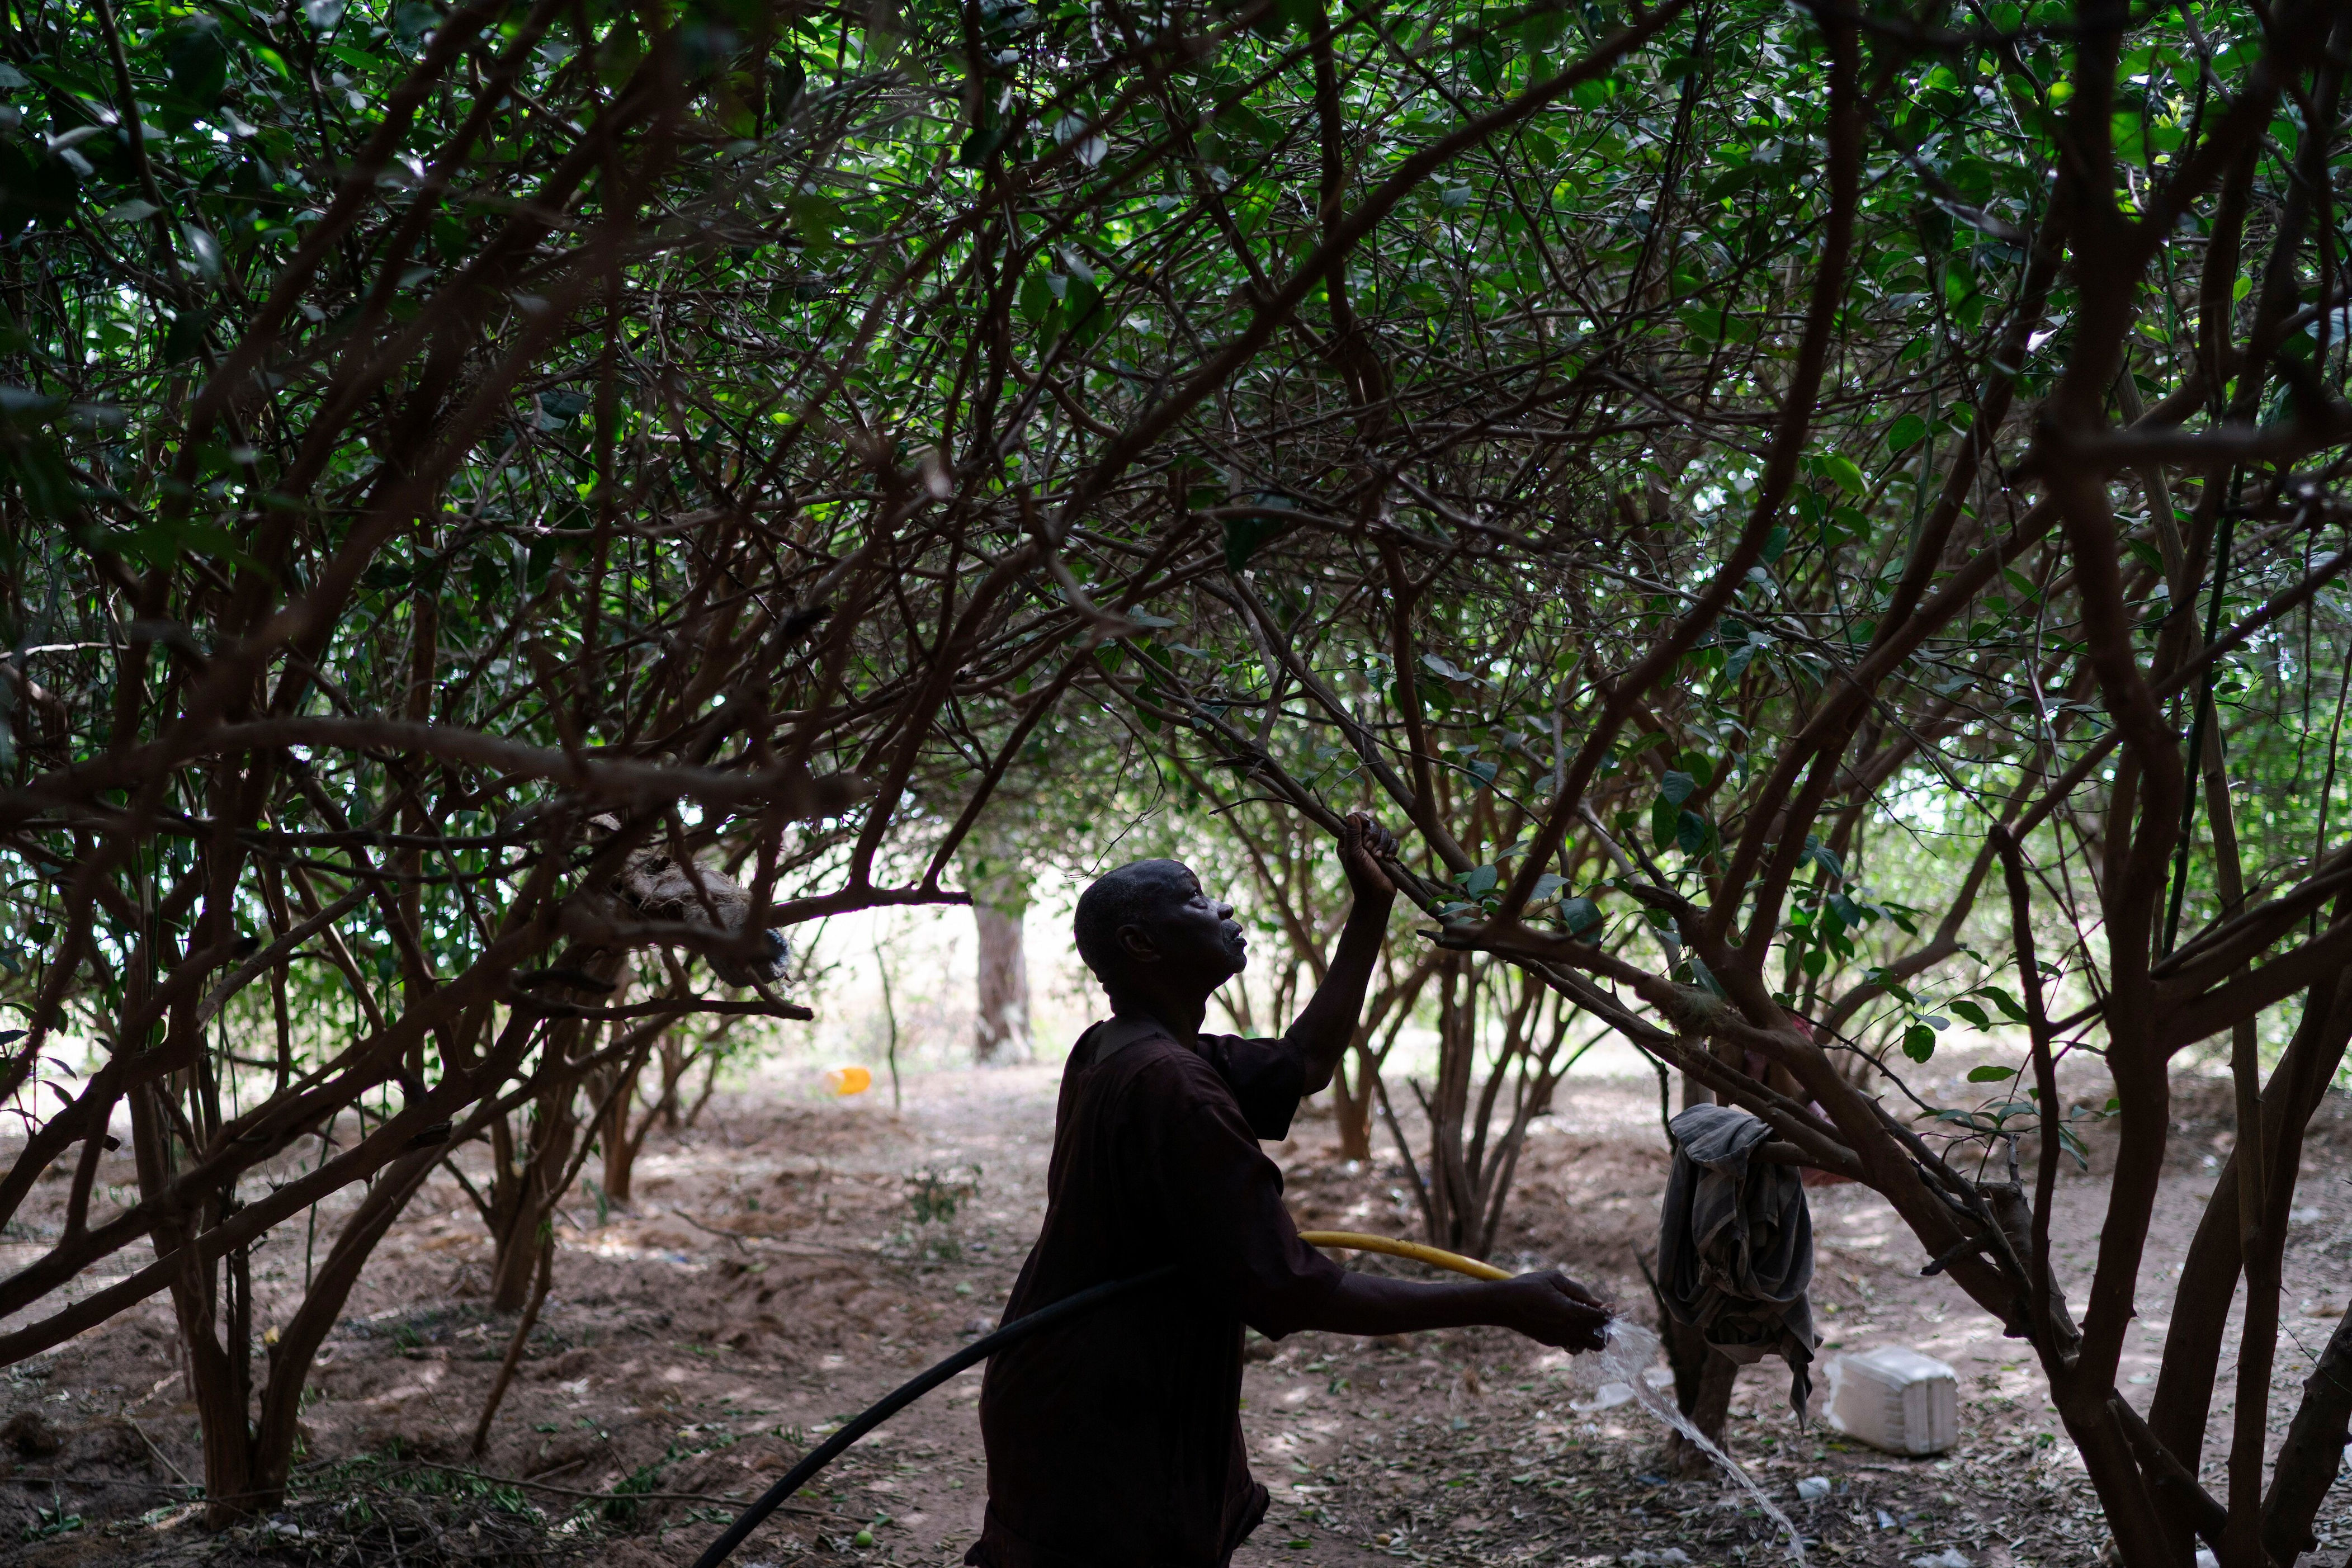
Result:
[1576, 1319, 1809, 1565]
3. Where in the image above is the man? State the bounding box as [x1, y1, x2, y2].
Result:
[967, 813, 1612, 1567]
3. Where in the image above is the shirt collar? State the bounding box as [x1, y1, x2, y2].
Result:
[1090, 1014, 1174, 1065]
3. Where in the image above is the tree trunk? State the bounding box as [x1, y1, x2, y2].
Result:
[962, 820, 1033, 1064]
[1335, 964, 1434, 1164]
[141, 1097, 448, 1522]
[594, 1054, 644, 1208]
[485, 952, 624, 1311]
[2148, 968, 2352, 1549]
[658, 1033, 689, 1131]
[1645, 1249, 1739, 1466]
[1420, 956, 1476, 1250]
[249, 1147, 442, 1508]
[1402, 958, 1566, 1259]
[1669, 1353, 1739, 1473]
[1330, 1048, 1376, 1161]
[2262, 1303, 2352, 1560]
[974, 898, 1031, 1063]
[488, 1075, 583, 1311]
[481, 829, 787, 1294]
[130, 1076, 256, 1527]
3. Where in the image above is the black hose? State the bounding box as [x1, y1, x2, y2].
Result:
[689, 1264, 1181, 1568]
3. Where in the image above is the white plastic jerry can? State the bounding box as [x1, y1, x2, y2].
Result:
[1825, 1346, 1960, 1456]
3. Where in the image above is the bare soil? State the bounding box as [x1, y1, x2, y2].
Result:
[2, 1061, 2349, 1567]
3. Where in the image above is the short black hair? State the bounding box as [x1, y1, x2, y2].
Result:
[1073, 859, 1191, 984]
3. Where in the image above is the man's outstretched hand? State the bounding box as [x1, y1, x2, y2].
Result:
[1493, 1270, 1613, 1353]
[1338, 810, 1399, 903]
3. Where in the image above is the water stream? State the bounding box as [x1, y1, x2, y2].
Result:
[1576, 1319, 1809, 1565]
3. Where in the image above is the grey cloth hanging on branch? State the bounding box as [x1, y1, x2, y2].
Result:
[1657, 1103, 1821, 1416]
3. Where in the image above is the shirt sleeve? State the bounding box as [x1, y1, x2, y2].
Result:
[1192, 1032, 1306, 1141]
[1131, 1054, 1343, 1339]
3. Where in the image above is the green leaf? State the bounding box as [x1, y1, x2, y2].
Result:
[1902, 1022, 1937, 1062]
[393, 2, 439, 42]
[1559, 895, 1602, 936]
[1658, 769, 1695, 806]
[788, 193, 837, 251]
[1459, 863, 1499, 896]
[1886, 413, 1928, 454]
[323, 42, 386, 72]
[1820, 454, 1865, 497]
[1967, 1064, 2017, 1082]
[535, 389, 591, 428]
[1465, 34, 1505, 91]
[101, 199, 159, 225]
[430, 213, 470, 264]
[1062, 276, 1109, 349]
[1800, 835, 1843, 880]
[1530, 872, 1567, 903]
[162, 309, 210, 365]
[596, 23, 645, 87]
[1018, 270, 1055, 325]
[1421, 651, 1473, 682]
[1518, 9, 1566, 49]
[771, 56, 806, 118]
[958, 122, 1013, 167]
[1702, 164, 1758, 201]
[162, 17, 229, 105]
[1650, 795, 1678, 849]
[0, 144, 80, 236]
[182, 224, 223, 282]
[0, 429, 78, 517]
[1251, 0, 1314, 38]
[470, 547, 504, 601]
[2110, 110, 2146, 165]
[1866, 969, 1917, 1005]
[1678, 306, 1759, 346]
[1949, 999, 1991, 1028]
[1980, 985, 2029, 1023]
[1224, 514, 1284, 573]
[1674, 809, 1708, 857]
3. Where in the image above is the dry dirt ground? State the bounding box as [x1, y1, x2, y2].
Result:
[2, 1060, 2350, 1567]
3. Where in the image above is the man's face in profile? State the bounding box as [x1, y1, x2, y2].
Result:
[1124, 861, 1249, 989]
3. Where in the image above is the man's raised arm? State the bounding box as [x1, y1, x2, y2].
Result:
[1282, 812, 1399, 1095]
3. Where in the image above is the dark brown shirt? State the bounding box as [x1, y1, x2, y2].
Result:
[965, 1017, 1344, 1567]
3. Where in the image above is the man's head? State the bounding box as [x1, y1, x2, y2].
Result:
[1073, 859, 1246, 1010]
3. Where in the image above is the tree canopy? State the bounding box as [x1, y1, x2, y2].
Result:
[2, 0, 2351, 1556]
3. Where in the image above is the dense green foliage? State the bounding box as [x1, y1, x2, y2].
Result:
[2, 0, 2351, 1555]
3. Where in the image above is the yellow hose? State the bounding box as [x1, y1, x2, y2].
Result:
[1296, 1230, 1512, 1282]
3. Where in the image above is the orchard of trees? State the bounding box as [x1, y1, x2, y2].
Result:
[1, 0, 2350, 1558]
